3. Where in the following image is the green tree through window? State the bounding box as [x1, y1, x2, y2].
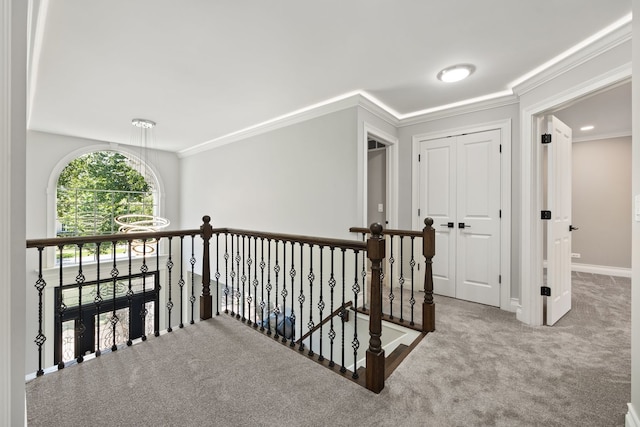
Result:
[57, 151, 155, 237]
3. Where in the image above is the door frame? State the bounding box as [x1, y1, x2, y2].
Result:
[361, 122, 399, 229]
[411, 119, 513, 311]
[518, 68, 631, 326]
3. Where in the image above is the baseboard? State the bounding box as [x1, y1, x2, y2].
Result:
[571, 263, 631, 278]
[627, 403, 640, 427]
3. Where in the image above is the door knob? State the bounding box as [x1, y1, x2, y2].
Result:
[459, 223, 470, 229]
[440, 222, 454, 228]
[569, 225, 579, 231]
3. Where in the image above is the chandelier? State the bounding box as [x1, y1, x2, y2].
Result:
[115, 118, 170, 254]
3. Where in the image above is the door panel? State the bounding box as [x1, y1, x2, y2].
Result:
[456, 131, 501, 306]
[419, 130, 501, 306]
[546, 116, 572, 325]
[420, 137, 456, 298]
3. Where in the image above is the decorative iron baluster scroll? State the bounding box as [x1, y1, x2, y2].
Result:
[94, 242, 102, 354]
[34, 247, 46, 376]
[166, 237, 174, 332]
[189, 236, 196, 324]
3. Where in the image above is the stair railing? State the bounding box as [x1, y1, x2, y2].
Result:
[350, 218, 435, 334]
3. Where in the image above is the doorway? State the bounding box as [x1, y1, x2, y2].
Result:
[521, 73, 632, 327]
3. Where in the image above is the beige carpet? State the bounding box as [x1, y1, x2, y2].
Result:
[26, 272, 630, 426]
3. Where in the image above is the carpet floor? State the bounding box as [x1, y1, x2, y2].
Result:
[25, 272, 631, 426]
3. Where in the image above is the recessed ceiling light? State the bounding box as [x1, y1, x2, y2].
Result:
[580, 125, 595, 131]
[437, 64, 476, 83]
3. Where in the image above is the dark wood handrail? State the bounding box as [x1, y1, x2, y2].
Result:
[296, 301, 353, 344]
[216, 228, 367, 251]
[349, 226, 422, 238]
[27, 227, 366, 252]
[26, 228, 201, 248]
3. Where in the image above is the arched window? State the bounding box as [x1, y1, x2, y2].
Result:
[55, 150, 159, 263]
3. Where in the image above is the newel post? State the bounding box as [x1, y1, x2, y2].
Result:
[422, 217, 435, 332]
[200, 215, 214, 320]
[366, 222, 386, 393]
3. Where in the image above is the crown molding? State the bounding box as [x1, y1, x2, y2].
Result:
[512, 20, 632, 96]
[178, 92, 365, 158]
[572, 130, 631, 143]
[397, 93, 519, 127]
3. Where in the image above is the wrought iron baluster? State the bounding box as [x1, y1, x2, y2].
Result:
[361, 247, 367, 310]
[352, 251, 360, 379]
[273, 240, 281, 340]
[215, 233, 220, 316]
[399, 235, 405, 323]
[179, 236, 185, 328]
[241, 235, 247, 322]
[297, 244, 305, 350]
[229, 235, 236, 317]
[339, 248, 346, 373]
[57, 245, 66, 369]
[94, 242, 102, 355]
[140, 240, 148, 341]
[166, 237, 174, 332]
[76, 244, 86, 362]
[190, 235, 196, 325]
[317, 247, 325, 362]
[155, 241, 160, 337]
[110, 241, 119, 351]
[235, 235, 241, 320]
[252, 237, 258, 327]
[34, 247, 46, 376]
[246, 236, 253, 325]
[307, 245, 315, 356]
[127, 241, 133, 345]
[328, 247, 336, 368]
[223, 233, 229, 314]
[259, 238, 266, 330]
[265, 239, 272, 335]
[282, 242, 296, 347]
[281, 241, 288, 344]
[388, 237, 395, 320]
[409, 236, 416, 326]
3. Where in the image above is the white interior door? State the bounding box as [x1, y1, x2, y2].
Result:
[419, 137, 456, 298]
[455, 131, 501, 306]
[545, 115, 572, 325]
[419, 130, 501, 306]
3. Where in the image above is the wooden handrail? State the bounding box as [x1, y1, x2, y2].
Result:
[349, 226, 422, 238]
[216, 228, 367, 251]
[26, 228, 201, 248]
[296, 301, 353, 344]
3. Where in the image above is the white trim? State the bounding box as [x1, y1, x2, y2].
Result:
[627, 403, 640, 427]
[179, 92, 366, 158]
[519, 65, 632, 326]
[410, 119, 512, 311]
[571, 263, 631, 278]
[572, 130, 632, 143]
[399, 93, 519, 127]
[45, 143, 168, 266]
[362, 123, 399, 229]
[513, 19, 632, 96]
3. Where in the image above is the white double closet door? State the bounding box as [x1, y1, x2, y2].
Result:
[419, 129, 501, 306]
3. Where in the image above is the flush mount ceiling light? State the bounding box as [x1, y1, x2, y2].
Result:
[580, 125, 595, 131]
[437, 64, 476, 83]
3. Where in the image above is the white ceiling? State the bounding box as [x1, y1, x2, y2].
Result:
[27, 1, 632, 153]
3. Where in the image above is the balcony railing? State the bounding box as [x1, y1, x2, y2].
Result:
[26, 215, 435, 393]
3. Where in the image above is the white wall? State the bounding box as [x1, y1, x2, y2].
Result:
[571, 136, 631, 269]
[1, 0, 27, 424]
[179, 107, 359, 239]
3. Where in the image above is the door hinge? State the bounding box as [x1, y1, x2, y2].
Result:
[418, 154, 421, 162]
[541, 210, 551, 220]
[541, 286, 551, 296]
[499, 209, 502, 218]
[499, 275, 502, 284]
[418, 208, 421, 216]
[541, 134, 552, 144]
[499, 144, 502, 153]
